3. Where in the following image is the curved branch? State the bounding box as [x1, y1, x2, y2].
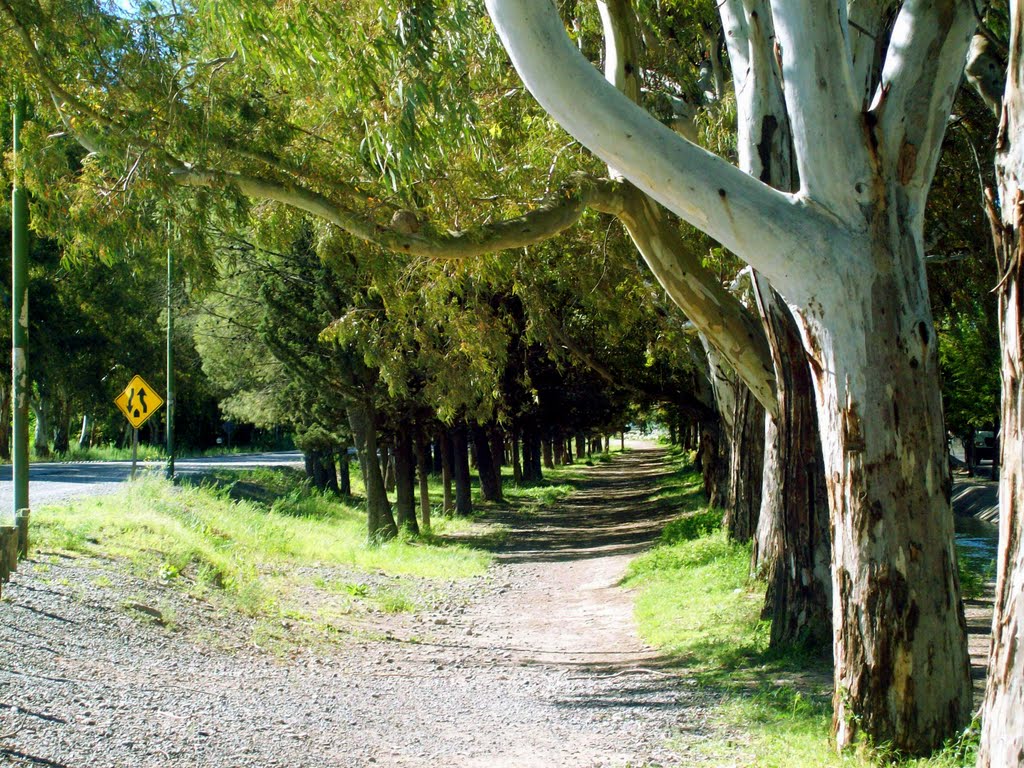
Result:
[485, 0, 835, 302]
[172, 164, 626, 259]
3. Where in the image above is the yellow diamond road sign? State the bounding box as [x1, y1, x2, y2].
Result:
[114, 374, 164, 430]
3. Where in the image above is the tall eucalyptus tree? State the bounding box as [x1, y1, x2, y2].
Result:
[485, 0, 976, 753]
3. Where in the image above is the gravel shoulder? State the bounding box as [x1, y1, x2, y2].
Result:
[1, 446, 713, 768]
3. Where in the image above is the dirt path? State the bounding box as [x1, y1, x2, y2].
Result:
[1, 445, 710, 768]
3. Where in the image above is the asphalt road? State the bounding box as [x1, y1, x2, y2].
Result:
[0, 451, 304, 517]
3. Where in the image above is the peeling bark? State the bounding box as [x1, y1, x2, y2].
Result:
[979, 5, 1024, 761]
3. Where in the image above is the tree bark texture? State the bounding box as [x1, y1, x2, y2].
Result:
[753, 412, 782, 578]
[542, 435, 554, 470]
[394, 422, 419, 535]
[979, 6, 1024, 761]
[754, 279, 831, 652]
[439, 430, 454, 514]
[452, 424, 473, 516]
[347, 402, 398, 542]
[472, 424, 503, 502]
[697, 417, 727, 509]
[799, 231, 970, 750]
[415, 427, 432, 532]
[724, 379, 765, 543]
[339, 451, 351, 497]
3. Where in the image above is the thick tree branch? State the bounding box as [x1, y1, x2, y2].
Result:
[485, 0, 836, 303]
[615, 187, 779, 413]
[599, 0, 778, 413]
[873, 0, 977, 219]
[720, 0, 794, 188]
[172, 164, 627, 259]
[770, 0, 870, 213]
[847, 0, 898, 107]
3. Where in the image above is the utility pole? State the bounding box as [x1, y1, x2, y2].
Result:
[11, 98, 30, 552]
[165, 232, 175, 480]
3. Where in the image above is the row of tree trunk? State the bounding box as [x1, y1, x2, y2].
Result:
[319, 400, 620, 542]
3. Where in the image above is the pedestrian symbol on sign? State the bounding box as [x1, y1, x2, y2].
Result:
[115, 375, 164, 430]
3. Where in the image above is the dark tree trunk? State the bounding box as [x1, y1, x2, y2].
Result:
[490, 427, 506, 469]
[53, 414, 70, 455]
[432, 437, 443, 475]
[303, 449, 336, 492]
[724, 381, 765, 543]
[604, 435, 610, 453]
[542, 435, 554, 470]
[522, 424, 543, 481]
[697, 417, 727, 509]
[415, 426, 431, 531]
[575, 433, 585, 460]
[511, 426, 523, 484]
[339, 450, 352, 496]
[323, 452, 340, 494]
[754, 279, 831, 652]
[383, 445, 396, 492]
[472, 424, 503, 502]
[394, 421, 419, 534]
[440, 430, 454, 513]
[347, 401, 398, 542]
[452, 424, 473, 516]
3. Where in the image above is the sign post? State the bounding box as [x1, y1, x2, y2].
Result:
[114, 374, 164, 480]
[11, 97, 30, 555]
[166, 237, 175, 479]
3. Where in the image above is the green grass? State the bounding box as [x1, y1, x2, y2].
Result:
[33, 471, 492, 628]
[625, 452, 978, 768]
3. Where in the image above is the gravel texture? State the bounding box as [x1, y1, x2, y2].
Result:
[1, 446, 718, 767]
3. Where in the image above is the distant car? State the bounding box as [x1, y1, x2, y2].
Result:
[973, 431, 997, 464]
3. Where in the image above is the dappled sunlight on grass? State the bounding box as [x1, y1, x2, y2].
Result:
[625, 451, 978, 768]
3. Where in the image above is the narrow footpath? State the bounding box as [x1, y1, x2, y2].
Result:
[0, 446, 707, 768]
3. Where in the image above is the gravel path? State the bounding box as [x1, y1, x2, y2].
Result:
[0, 446, 712, 767]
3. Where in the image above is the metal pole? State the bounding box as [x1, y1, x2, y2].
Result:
[131, 428, 139, 480]
[11, 98, 29, 524]
[165, 235, 175, 479]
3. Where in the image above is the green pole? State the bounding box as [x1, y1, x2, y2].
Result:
[11, 98, 29, 524]
[165, 237, 175, 479]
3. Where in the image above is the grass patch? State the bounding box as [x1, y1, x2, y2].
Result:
[33, 470, 491, 631]
[626, 454, 978, 768]
[956, 551, 995, 600]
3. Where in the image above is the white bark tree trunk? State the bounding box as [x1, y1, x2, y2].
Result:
[486, 0, 975, 752]
[978, 3, 1024, 763]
